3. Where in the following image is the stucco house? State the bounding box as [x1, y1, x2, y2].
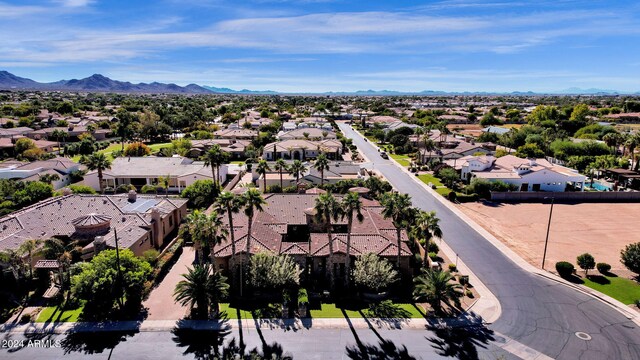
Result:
[84, 156, 228, 193]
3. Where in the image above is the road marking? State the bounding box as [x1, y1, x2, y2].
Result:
[493, 331, 555, 360]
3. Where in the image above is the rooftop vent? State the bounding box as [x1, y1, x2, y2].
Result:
[128, 190, 137, 202]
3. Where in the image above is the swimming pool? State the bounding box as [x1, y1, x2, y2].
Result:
[584, 182, 612, 191]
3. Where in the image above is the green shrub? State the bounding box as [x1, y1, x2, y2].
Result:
[427, 242, 439, 253]
[140, 184, 157, 194]
[68, 184, 97, 194]
[428, 252, 437, 260]
[142, 249, 160, 265]
[448, 191, 457, 202]
[448, 263, 457, 272]
[577, 253, 596, 276]
[596, 263, 611, 274]
[555, 261, 574, 278]
[465, 289, 473, 298]
[116, 184, 136, 193]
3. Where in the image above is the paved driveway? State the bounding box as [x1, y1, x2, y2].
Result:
[143, 246, 196, 320]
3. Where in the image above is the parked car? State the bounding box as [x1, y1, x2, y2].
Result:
[380, 152, 389, 159]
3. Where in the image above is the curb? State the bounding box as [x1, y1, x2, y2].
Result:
[347, 125, 640, 326]
[347, 125, 502, 324]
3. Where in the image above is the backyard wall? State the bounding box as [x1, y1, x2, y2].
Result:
[490, 191, 640, 203]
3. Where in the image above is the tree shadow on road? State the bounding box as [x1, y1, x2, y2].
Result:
[172, 318, 231, 360]
[342, 309, 417, 360]
[60, 325, 140, 355]
[426, 324, 495, 360]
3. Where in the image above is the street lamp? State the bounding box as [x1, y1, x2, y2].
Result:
[541, 196, 555, 270]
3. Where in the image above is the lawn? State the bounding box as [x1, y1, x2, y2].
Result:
[390, 154, 411, 167]
[219, 303, 254, 319]
[220, 302, 425, 319]
[70, 142, 172, 162]
[435, 188, 452, 196]
[580, 275, 640, 305]
[36, 305, 83, 323]
[417, 174, 443, 187]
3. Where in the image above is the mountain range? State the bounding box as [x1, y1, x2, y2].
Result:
[0, 70, 638, 96]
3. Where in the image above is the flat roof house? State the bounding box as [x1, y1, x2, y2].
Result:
[0, 157, 84, 189]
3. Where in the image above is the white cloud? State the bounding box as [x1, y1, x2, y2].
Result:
[53, 0, 94, 7]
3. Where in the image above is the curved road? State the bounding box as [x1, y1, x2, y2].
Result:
[339, 122, 640, 360]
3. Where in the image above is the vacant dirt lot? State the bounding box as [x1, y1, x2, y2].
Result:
[457, 202, 640, 272]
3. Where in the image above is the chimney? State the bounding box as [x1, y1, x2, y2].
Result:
[528, 158, 537, 166]
[93, 236, 106, 254]
[128, 189, 137, 202]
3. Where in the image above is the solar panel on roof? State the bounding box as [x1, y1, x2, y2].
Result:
[122, 199, 159, 213]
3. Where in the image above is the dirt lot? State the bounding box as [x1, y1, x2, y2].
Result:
[457, 201, 640, 272]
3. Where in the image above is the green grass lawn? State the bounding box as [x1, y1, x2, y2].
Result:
[70, 142, 172, 162]
[390, 154, 411, 167]
[36, 305, 83, 323]
[417, 174, 444, 187]
[580, 275, 640, 305]
[220, 302, 425, 319]
[229, 161, 245, 165]
[219, 303, 255, 319]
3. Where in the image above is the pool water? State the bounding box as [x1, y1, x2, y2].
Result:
[584, 182, 612, 191]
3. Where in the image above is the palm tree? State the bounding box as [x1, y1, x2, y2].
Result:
[242, 189, 266, 257]
[341, 192, 363, 288]
[186, 210, 228, 263]
[82, 152, 112, 193]
[215, 191, 243, 262]
[289, 160, 307, 183]
[51, 129, 68, 154]
[381, 192, 414, 268]
[314, 192, 342, 283]
[256, 159, 271, 192]
[625, 135, 637, 170]
[414, 211, 443, 258]
[274, 158, 288, 191]
[42, 238, 81, 291]
[174, 264, 229, 319]
[422, 136, 436, 166]
[18, 239, 42, 279]
[203, 145, 226, 186]
[0, 249, 26, 281]
[314, 153, 330, 186]
[413, 269, 462, 315]
[158, 175, 170, 197]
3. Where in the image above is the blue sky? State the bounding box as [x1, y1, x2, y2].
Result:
[2, 0, 640, 92]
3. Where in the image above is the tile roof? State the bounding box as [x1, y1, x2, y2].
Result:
[0, 194, 186, 252]
[211, 193, 410, 258]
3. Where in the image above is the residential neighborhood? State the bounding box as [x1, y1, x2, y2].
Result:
[2, 0, 640, 358]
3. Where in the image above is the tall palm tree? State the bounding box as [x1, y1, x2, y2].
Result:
[203, 145, 226, 186]
[381, 192, 414, 268]
[625, 135, 637, 170]
[314, 153, 330, 186]
[215, 191, 243, 262]
[18, 239, 42, 279]
[413, 269, 462, 315]
[256, 159, 271, 192]
[186, 210, 228, 263]
[242, 189, 266, 257]
[174, 264, 229, 319]
[274, 158, 288, 191]
[341, 192, 363, 287]
[314, 192, 342, 283]
[82, 152, 112, 193]
[414, 211, 443, 257]
[289, 160, 307, 183]
[422, 136, 436, 166]
[42, 238, 81, 291]
[51, 129, 68, 154]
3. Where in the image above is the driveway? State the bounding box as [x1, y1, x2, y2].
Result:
[338, 122, 640, 359]
[143, 246, 196, 320]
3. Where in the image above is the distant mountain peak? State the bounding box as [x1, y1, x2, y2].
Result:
[0, 71, 213, 94]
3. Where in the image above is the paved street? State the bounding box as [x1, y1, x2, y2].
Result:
[1, 324, 515, 360]
[338, 122, 640, 359]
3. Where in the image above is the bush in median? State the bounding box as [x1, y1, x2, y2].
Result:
[555, 261, 575, 278]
